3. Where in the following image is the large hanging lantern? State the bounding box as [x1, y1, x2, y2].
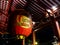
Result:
[15, 14, 32, 37]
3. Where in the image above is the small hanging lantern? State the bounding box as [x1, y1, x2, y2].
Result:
[13, 10, 33, 38]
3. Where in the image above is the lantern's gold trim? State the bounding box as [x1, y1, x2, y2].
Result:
[17, 35, 25, 39]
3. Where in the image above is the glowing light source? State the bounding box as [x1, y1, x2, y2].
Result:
[52, 6, 57, 11]
[46, 12, 49, 17]
[32, 21, 35, 25]
[19, 35, 24, 39]
[16, 15, 32, 37]
[46, 9, 52, 13]
[17, 35, 25, 39]
[35, 42, 38, 45]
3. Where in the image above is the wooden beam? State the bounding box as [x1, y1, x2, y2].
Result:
[5, 0, 13, 15]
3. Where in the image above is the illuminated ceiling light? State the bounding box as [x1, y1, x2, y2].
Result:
[32, 21, 35, 25]
[34, 29, 38, 32]
[46, 13, 49, 17]
[46, 9, 52, 13]
[52, 6, 57, 11]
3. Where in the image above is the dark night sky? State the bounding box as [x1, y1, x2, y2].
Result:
[36, 25, 54, 42]
[26, 24, 55, 45]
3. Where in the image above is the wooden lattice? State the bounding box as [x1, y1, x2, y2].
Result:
[0, 0, 8, 33]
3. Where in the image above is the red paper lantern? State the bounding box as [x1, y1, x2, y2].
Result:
[15, 15, 32, 37]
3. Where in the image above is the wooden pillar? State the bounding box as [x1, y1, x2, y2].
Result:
[55, 21, 60, 45]
[50, 15, 60, 45]
[47, 12, 60, 44]
[55, 21, 60, 38]
[33, 31, 36, 45]
[22, 38, 25, 45]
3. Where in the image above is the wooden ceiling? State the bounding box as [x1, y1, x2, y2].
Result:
[11, 0, 60, 21]
[0, 0, 60, 32]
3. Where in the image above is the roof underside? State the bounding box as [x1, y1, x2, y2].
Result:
[0, 0, 60, 33]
